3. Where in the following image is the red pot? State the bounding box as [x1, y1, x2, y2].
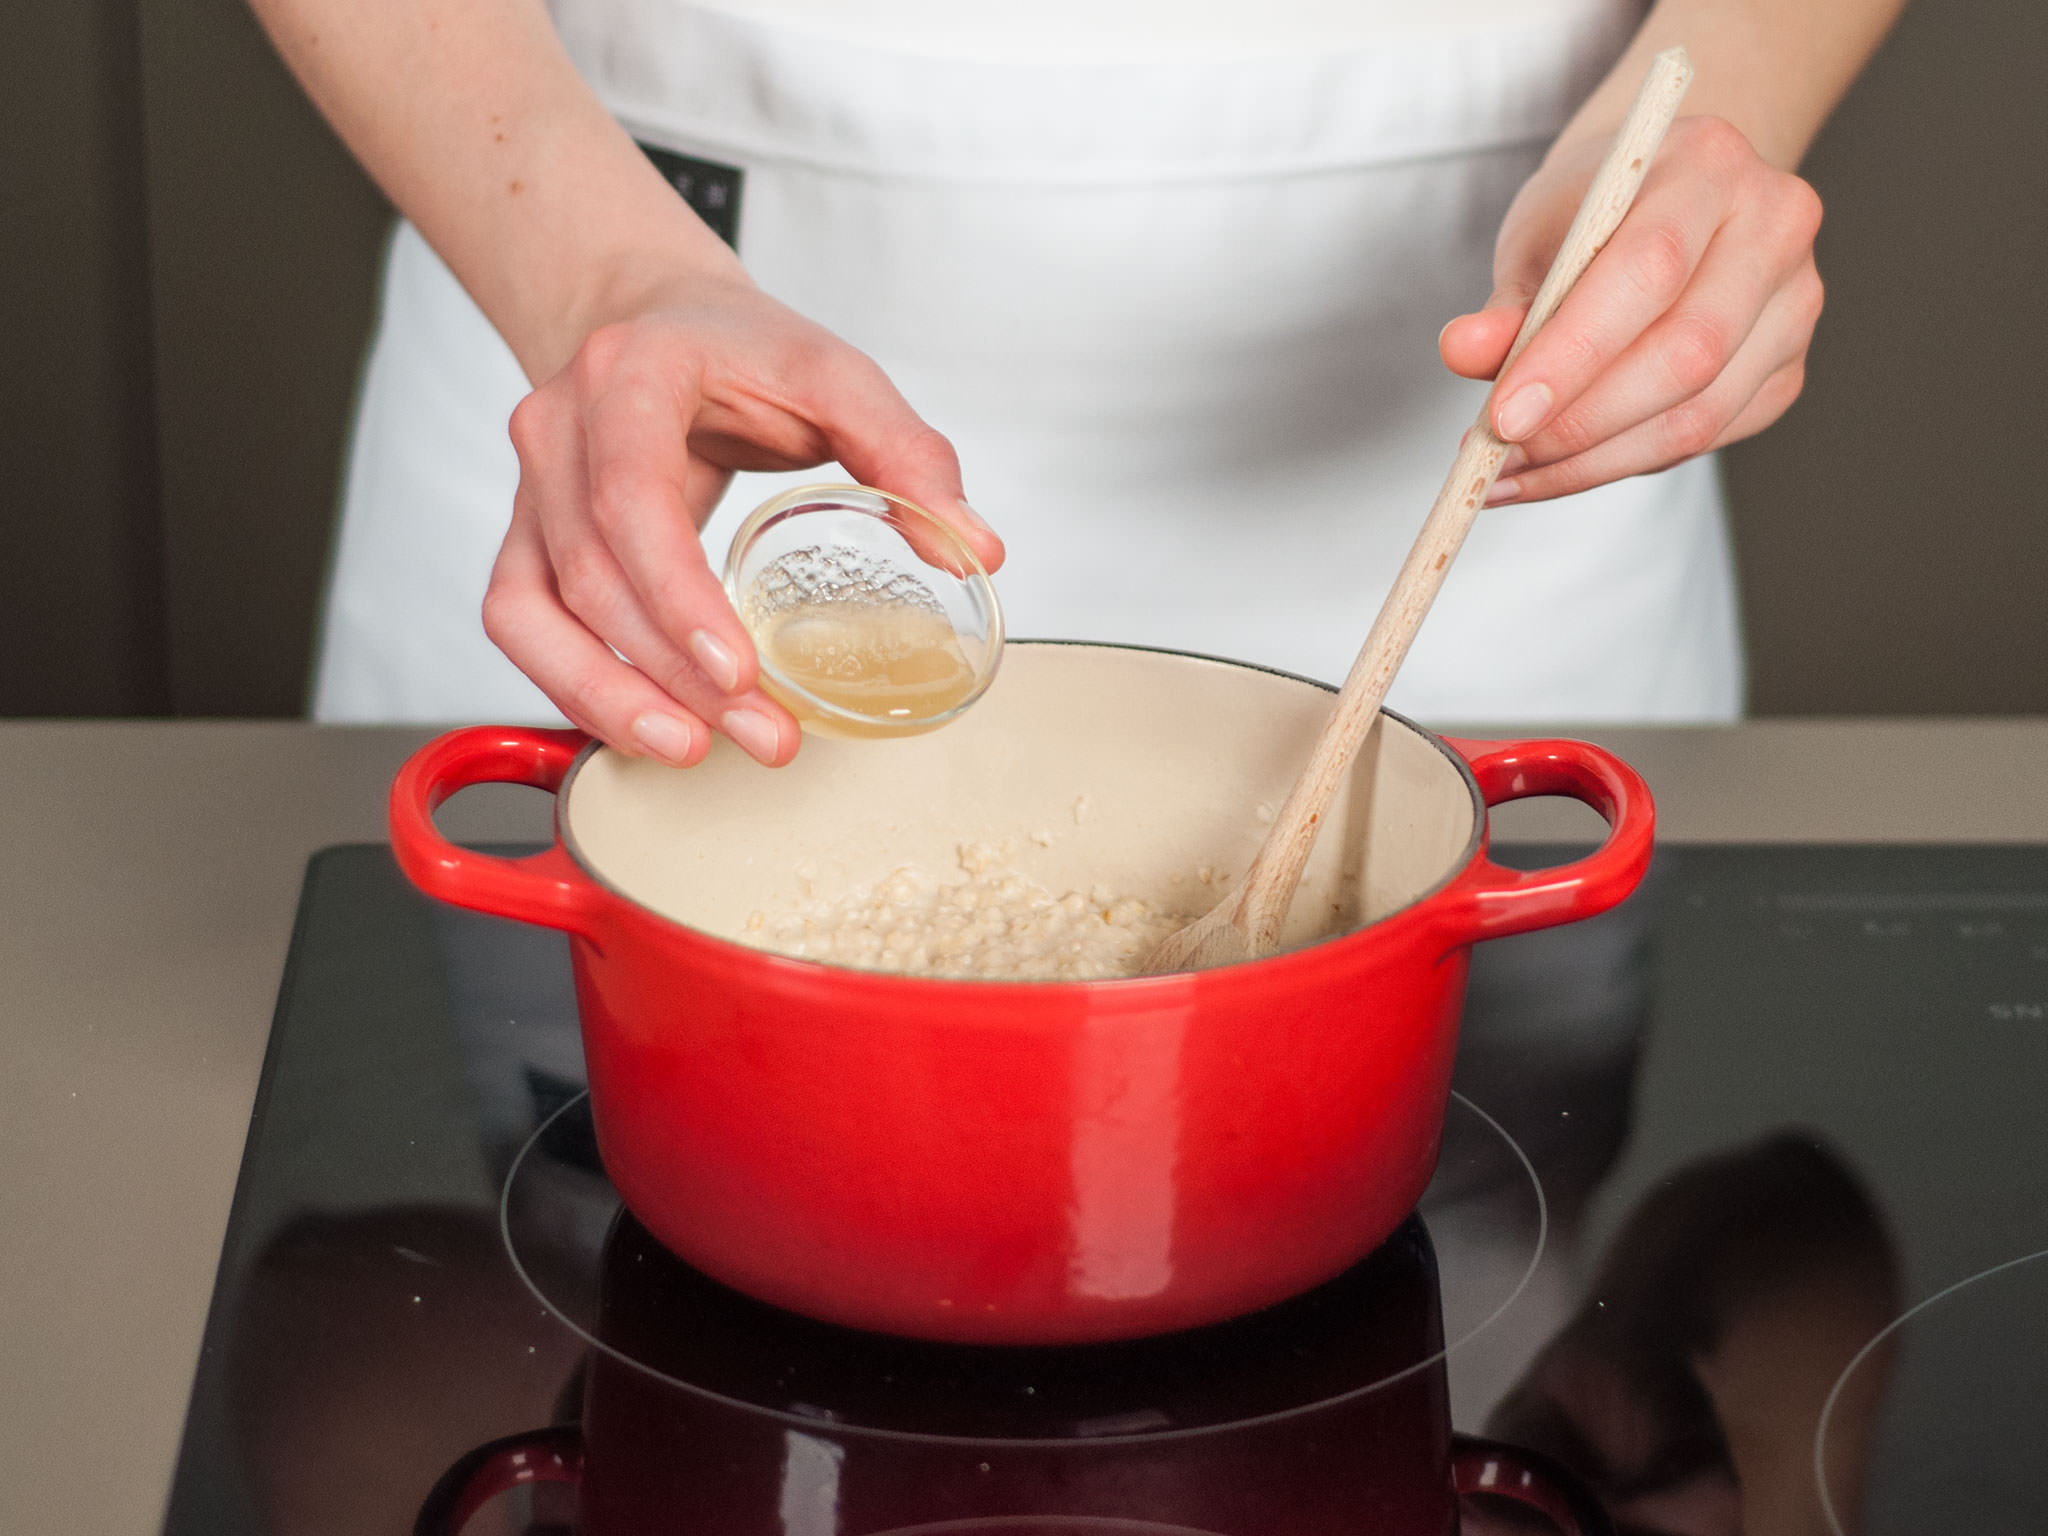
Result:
[391, 643, 1652, 1344]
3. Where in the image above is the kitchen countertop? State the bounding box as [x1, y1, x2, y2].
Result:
[4, 717, 2045, 1536]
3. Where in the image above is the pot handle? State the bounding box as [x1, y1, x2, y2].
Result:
[389, 726, 603, 941]
[413, 1425, 583, 1536]
[1430, 737, 1655, 947]
[1453, 1434, 1614, 1535]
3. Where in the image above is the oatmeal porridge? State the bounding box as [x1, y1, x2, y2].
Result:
[741, 841, 1205, 980]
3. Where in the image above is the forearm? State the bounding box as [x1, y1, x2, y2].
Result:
[1558, 0, 1909, 169]
[249, 0, 742, 380]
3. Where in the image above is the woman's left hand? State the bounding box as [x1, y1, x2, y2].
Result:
[1438, 114, 1825, 506]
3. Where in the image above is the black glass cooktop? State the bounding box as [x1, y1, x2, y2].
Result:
[163, 843, 2048, 1535]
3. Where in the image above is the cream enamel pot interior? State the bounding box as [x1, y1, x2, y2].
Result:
[391, 642, 1653, 1343]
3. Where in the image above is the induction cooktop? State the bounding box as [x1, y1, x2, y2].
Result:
[162, 843, 2048, 1535]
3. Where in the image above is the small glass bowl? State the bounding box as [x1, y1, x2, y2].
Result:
[722, 484, 1004, 739]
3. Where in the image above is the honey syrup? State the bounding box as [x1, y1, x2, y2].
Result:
[755, 601, 980, 737]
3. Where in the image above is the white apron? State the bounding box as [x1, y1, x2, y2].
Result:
[313, 0, 1743, 726]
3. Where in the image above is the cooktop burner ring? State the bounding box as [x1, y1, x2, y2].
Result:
[497, 1088, 1548, 1446]
[1815, 1243, 2048, 1536]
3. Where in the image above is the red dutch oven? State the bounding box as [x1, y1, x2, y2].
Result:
[390, 643, 1652, 1345]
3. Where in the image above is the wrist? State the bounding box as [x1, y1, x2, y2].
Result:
[560, 237, 750, 358]
[525, 217, 749, 381]
[484, 116, 754, 381]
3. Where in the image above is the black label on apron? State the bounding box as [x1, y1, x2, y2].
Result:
[639, 145, 744, 250]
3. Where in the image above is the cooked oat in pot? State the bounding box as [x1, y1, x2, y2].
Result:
[741, 841, 1197, 980]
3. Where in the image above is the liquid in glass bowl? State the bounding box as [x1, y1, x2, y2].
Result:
[723, 485, 1004, 739]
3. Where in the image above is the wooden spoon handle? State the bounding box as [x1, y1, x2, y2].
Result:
[1229, 47, 1695, 952]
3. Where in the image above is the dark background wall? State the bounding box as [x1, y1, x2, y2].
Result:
[1717, 1, 2048, 714]
[5, 0, 388, 717]
[4, 0, 2045, 719]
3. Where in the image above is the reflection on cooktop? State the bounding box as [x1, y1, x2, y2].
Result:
[1492, 1132, 1897, 1535]
[159, 844, 2048, 1536]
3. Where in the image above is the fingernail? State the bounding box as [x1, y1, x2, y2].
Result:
[721, 708, 781, 765]
[1501, 444, 1528, 475]
[631, 713, 696, 766]
[688, 628, 742, 693]
[1437, 318, 1456, 351]
[1485, 477, 1522, 507]
[951, 498, 992, 535]
[1495, 383, 1553, 442]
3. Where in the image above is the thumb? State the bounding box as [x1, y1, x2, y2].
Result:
[1438, 228, 1548, 378]
[1443, 168, 1580, 381]
[1438, 297, 1530, 382]
[797, 348, 1007, 575]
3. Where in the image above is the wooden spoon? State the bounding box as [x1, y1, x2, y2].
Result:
[1147, 46, 1694, 975]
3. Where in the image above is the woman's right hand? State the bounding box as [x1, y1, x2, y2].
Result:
[485, 272, 1004, 768]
